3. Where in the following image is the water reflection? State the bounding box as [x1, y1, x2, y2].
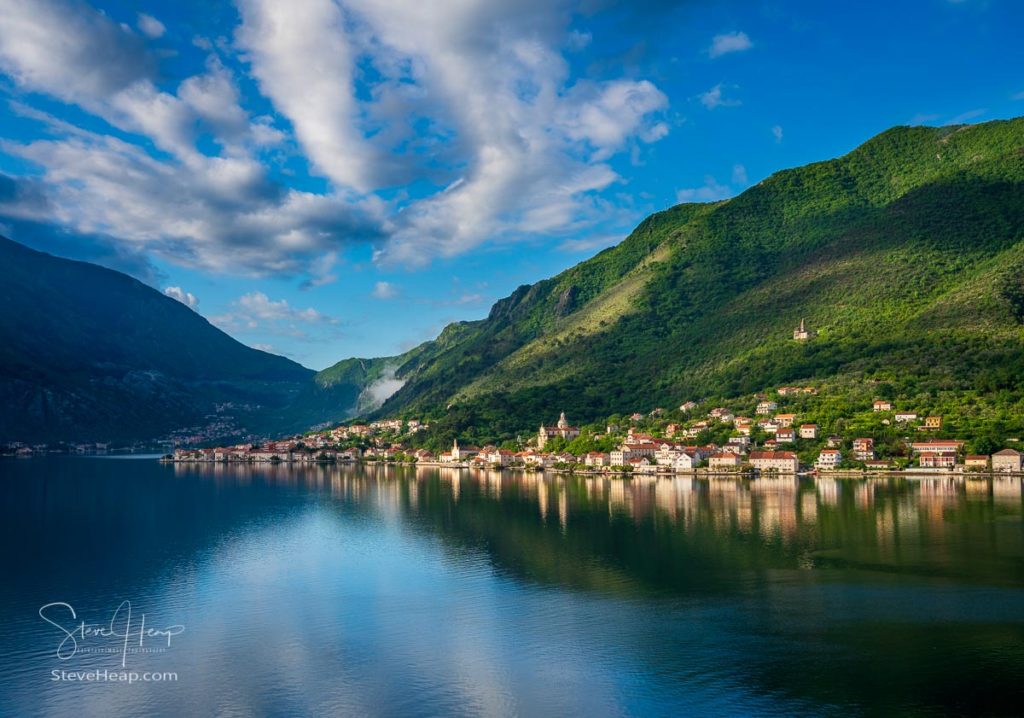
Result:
[165, 462, 1024, 588]
[0, 459, 1022, 717]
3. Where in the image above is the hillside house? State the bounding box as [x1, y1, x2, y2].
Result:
[963, 455, 990, 471]
[853, 438, 875, 461]
[992, 448, 1022, 473]
[776, 429, 796, 443]
[919, 452, 957, 469]
[749, 451, 799, 473]
[756, 401, 778, 415]
[775, 413, 797, 428]
[923, 416, 943, 431]
[709, 453, 742, 471]
[673, 452, 701, 471]
[873, 400, 892, 412]
[816, 449, 842, 470]
[799, 423, 819, 439]
[911, 439, 965, 455]
[709, 407, 735, 422]
[894, 412, 918, 423]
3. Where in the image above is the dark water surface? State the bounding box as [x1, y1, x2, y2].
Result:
[1, 458, 1023, 717]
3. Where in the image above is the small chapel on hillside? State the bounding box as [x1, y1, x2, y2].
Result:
[793, 318, 817, 341]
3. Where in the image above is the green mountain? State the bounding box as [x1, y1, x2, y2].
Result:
[0, 237, 365, 443]
[348, 118, 1024, 446]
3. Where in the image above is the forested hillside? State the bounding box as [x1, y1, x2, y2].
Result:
[354, 118, 1024, 447]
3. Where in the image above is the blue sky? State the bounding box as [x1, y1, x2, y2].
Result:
[0, 0, 1021, 369]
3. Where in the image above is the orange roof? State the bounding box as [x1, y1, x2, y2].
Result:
[749, 451, 797, 460]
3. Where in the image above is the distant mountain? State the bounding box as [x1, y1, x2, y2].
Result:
[8, 117, 1024, 446]
[0, 237, 363, 442]
[340, 117, 1024, 446]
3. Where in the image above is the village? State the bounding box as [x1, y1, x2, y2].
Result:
[167, 399, 1024, 477]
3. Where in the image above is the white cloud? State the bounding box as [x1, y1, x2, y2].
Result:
[163, 286, 199, 310]
[699, 83, 740, 110]
[238, 0, 671, 266]
[731, 163, 748, 186]
[0, 0, 671, 275]
[236, 0, 379, 192]
[558, 80, 669, 160]
[211, 291, 340, 341]
[1013, 90, 1024, 101]
[0, 0, 150, 100]
[372, 281, 397, 299]
[708, 31, 752, 58]
[137, 13, 165, 39]
[771, 124, 783, 143]
[676, 176, 733, 203]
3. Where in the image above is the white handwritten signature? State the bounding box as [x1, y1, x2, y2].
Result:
[38, 601, 185, 668]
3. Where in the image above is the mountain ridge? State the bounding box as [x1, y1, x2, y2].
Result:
[334, 118, 1024, 447]
[0, 237, 369, 442]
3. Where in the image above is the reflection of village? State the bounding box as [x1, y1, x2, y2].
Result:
[170, 460, 1023, 551]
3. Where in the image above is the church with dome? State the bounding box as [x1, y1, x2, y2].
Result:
[537, 412, 581, 448]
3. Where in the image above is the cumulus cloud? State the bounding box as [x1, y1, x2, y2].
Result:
[708, 31, 752, 58]
[211, 292, 340, 342]
[0, 0, 151, 100]
[731, 163, 748, 186]
[137, 13, 166, 39]
[699, 83, 741, 109]
[772, 124, 784, 143]
[372, 281, 398, 299]
[164, 286, 199, 310]
[0, 0, 671, 276]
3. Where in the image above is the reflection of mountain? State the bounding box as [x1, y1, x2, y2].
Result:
[396, 471, 1024, 596]
[4, 461, 1022, 715]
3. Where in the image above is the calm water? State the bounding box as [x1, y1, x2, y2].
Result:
[1, 459, 1023, 717]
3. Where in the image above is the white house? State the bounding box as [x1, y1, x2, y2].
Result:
[708, 453, 742, 471]
[816, 449, 842, 470]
